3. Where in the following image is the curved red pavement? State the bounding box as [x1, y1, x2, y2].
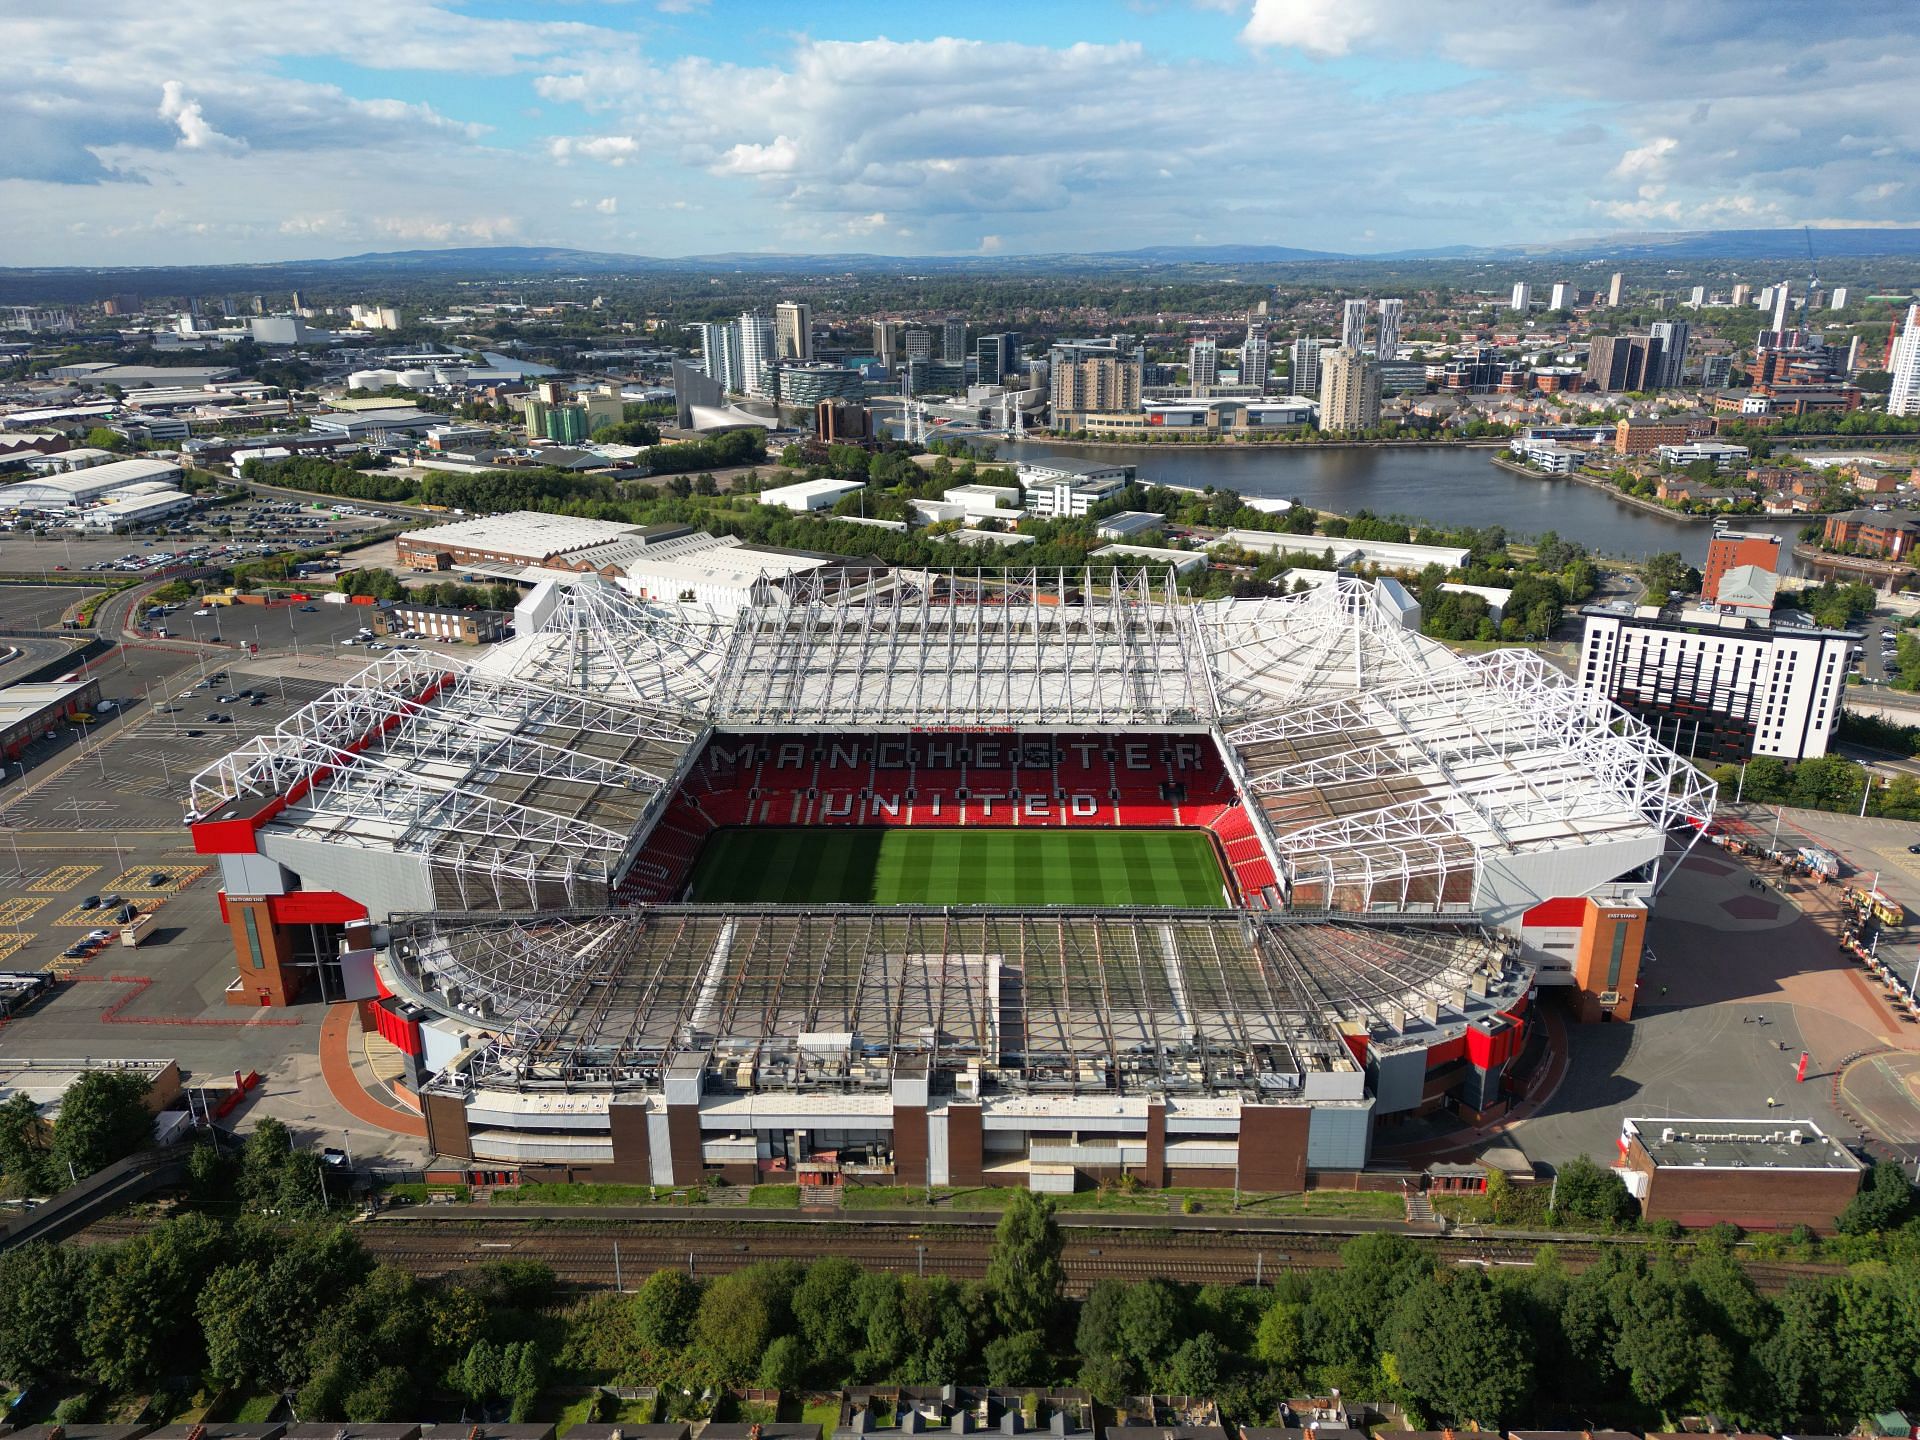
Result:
[319, 1003, 425, 1137]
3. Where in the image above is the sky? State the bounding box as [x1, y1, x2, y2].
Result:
[3, 0, 1916, 267]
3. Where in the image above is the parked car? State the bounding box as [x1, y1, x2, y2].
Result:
[80, 895, 100, 910]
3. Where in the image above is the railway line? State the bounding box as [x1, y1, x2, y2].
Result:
[69, 1214, 1842, 1295]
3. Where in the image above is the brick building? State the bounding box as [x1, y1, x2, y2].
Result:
[1702, 526, 1782, 604]
[1616, 1117, 1864, 1230]
[1615, 417, 1711, 455]
[1823, 508, 1920, 561]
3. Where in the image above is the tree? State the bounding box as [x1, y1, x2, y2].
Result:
[1116, 1278, 1184, 1382]
[793, 1255, 865, 1370]
[986, 1190, 1064, 1334]
[242, 1115, 295, 1199]
[1641, 551, 1700, 601]
[83, 1213, 227, 1390]
[1075, 1277, 1128, 1366]
[1078, 1351, 1132, 1405]
[0, 1092, 53, 1194]
[84, 426, 126, 452]
[1168, 1332, 1223, 1398]
[1838, 1159, 1916, 1234]
[344, 1365, 416, 1423]
[1388, 1271, 1534, 1425]
[1303, 1234, 1433, 1388]
[1552, 1155, 1636, 1227]
[759, 1333, 807, 1390]
[983, 1328, 1047, 1386]
[1610, 1267, 1703, 1414]
[0, 1241, 89, 1382]
[632, 1267, 703, 1353]
[690, 1261, 798, 1381]
[1253, 1296, 1308, 1381]
[51, 1070, 153, 1180]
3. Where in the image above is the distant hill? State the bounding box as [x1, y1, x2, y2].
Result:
[2, 229, 1917, 302]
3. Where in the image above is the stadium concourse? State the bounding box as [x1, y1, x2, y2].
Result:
[184, 566, 1714, 1191]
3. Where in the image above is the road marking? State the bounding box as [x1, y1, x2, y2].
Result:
[28, 863, 100, 892]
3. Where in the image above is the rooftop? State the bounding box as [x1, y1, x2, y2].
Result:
[399, 510, 644, 560]
[1625, 1117, 1865, 1173]
[390, 906, 1519, 1096]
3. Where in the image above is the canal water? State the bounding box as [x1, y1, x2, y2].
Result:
[1001, 439, 1817, 572]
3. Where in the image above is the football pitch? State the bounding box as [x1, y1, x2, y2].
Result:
[686, 827, 1230, 908]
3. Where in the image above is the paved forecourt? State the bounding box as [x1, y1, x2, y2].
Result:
[687, 826, 1232, 908]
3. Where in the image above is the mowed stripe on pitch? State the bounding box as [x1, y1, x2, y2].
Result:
[689, 827, 1228, 907]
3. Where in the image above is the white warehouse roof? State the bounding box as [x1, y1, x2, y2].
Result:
[0, 457, 180, 507]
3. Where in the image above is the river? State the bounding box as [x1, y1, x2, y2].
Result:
[1000, 439, 1818, 572]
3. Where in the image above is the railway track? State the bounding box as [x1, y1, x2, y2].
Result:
[67, 1215, 1842, 1294]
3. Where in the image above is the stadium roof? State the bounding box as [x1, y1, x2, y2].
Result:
[385, 906, 1525, 1094]
[188, 652, 704, 909]
[191, 569, 1714, 919]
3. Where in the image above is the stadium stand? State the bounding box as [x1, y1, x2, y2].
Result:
[620, 730, 1280, 904]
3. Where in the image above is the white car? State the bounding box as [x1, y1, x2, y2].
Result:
[193, 608, 211, 617]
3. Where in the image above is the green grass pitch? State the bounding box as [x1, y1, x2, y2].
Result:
[686, 827, 1231, 908]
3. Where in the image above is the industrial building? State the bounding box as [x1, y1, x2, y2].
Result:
[0, 457, 180, 509]
[0, 679, 101, 759]
[371, 605, 509, 645]
[1616, 1117, 1864, 1230]
[185, 571, 1713, 1185]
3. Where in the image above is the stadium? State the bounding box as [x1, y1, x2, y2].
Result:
[188, 567, 1714, 1190]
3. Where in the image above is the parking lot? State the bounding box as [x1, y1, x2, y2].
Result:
[142, 593, 487, 660]
[0, 637, 430, 1163]
[1493, 809, 1920, 1174]
[0, 496, 390, 582]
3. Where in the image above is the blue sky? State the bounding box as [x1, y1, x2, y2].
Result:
[2, 0, 1915, 265]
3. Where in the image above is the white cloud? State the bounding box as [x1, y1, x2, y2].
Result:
[158, 81, 243, 152]
[1, 1, 1918, 262]
[1612, 136, 1677, 179]
[715, 135, 799, 176]
[1240, 0, 1388, 56]
[548, 134, 640, 165]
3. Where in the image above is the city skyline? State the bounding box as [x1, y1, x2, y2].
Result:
[4, 0, 1918, 267]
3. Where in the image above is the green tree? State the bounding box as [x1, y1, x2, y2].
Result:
[84, 426, 127, 452]
[0, 1092, 53, 1194]
[983, 1328, 1047, 1386]
[83, 1213, 227, 1391]
[690, 1261, 799, 1381]
[1253, 1295, 1308, 1382]
[1641, 551, 1701, 601]
[1838, 1160, 1915, 1235]
[632, 1267, 703, 1353]
[1552, 1155, 1636, 1227]
[1116, 1278, 1184, 1382]
[344, 1365, 416, 1423]
[1388, 1271, 1534, 1425]
[0, 1241, 89, 1382]
[759, 1333, 808, 1390]
[1610, 1267, 1701, 1414]
[1168, 1332, 1223, 1397]
[793, 1255, 865, 1371]
[1303, 1234, 1433, 1389]
[986, 1190, 1064, 1334]
[1076, 1277, 1128, 1366]
[50, 1070, 153, 1180]
[1078, 1351, 1132, 1405]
